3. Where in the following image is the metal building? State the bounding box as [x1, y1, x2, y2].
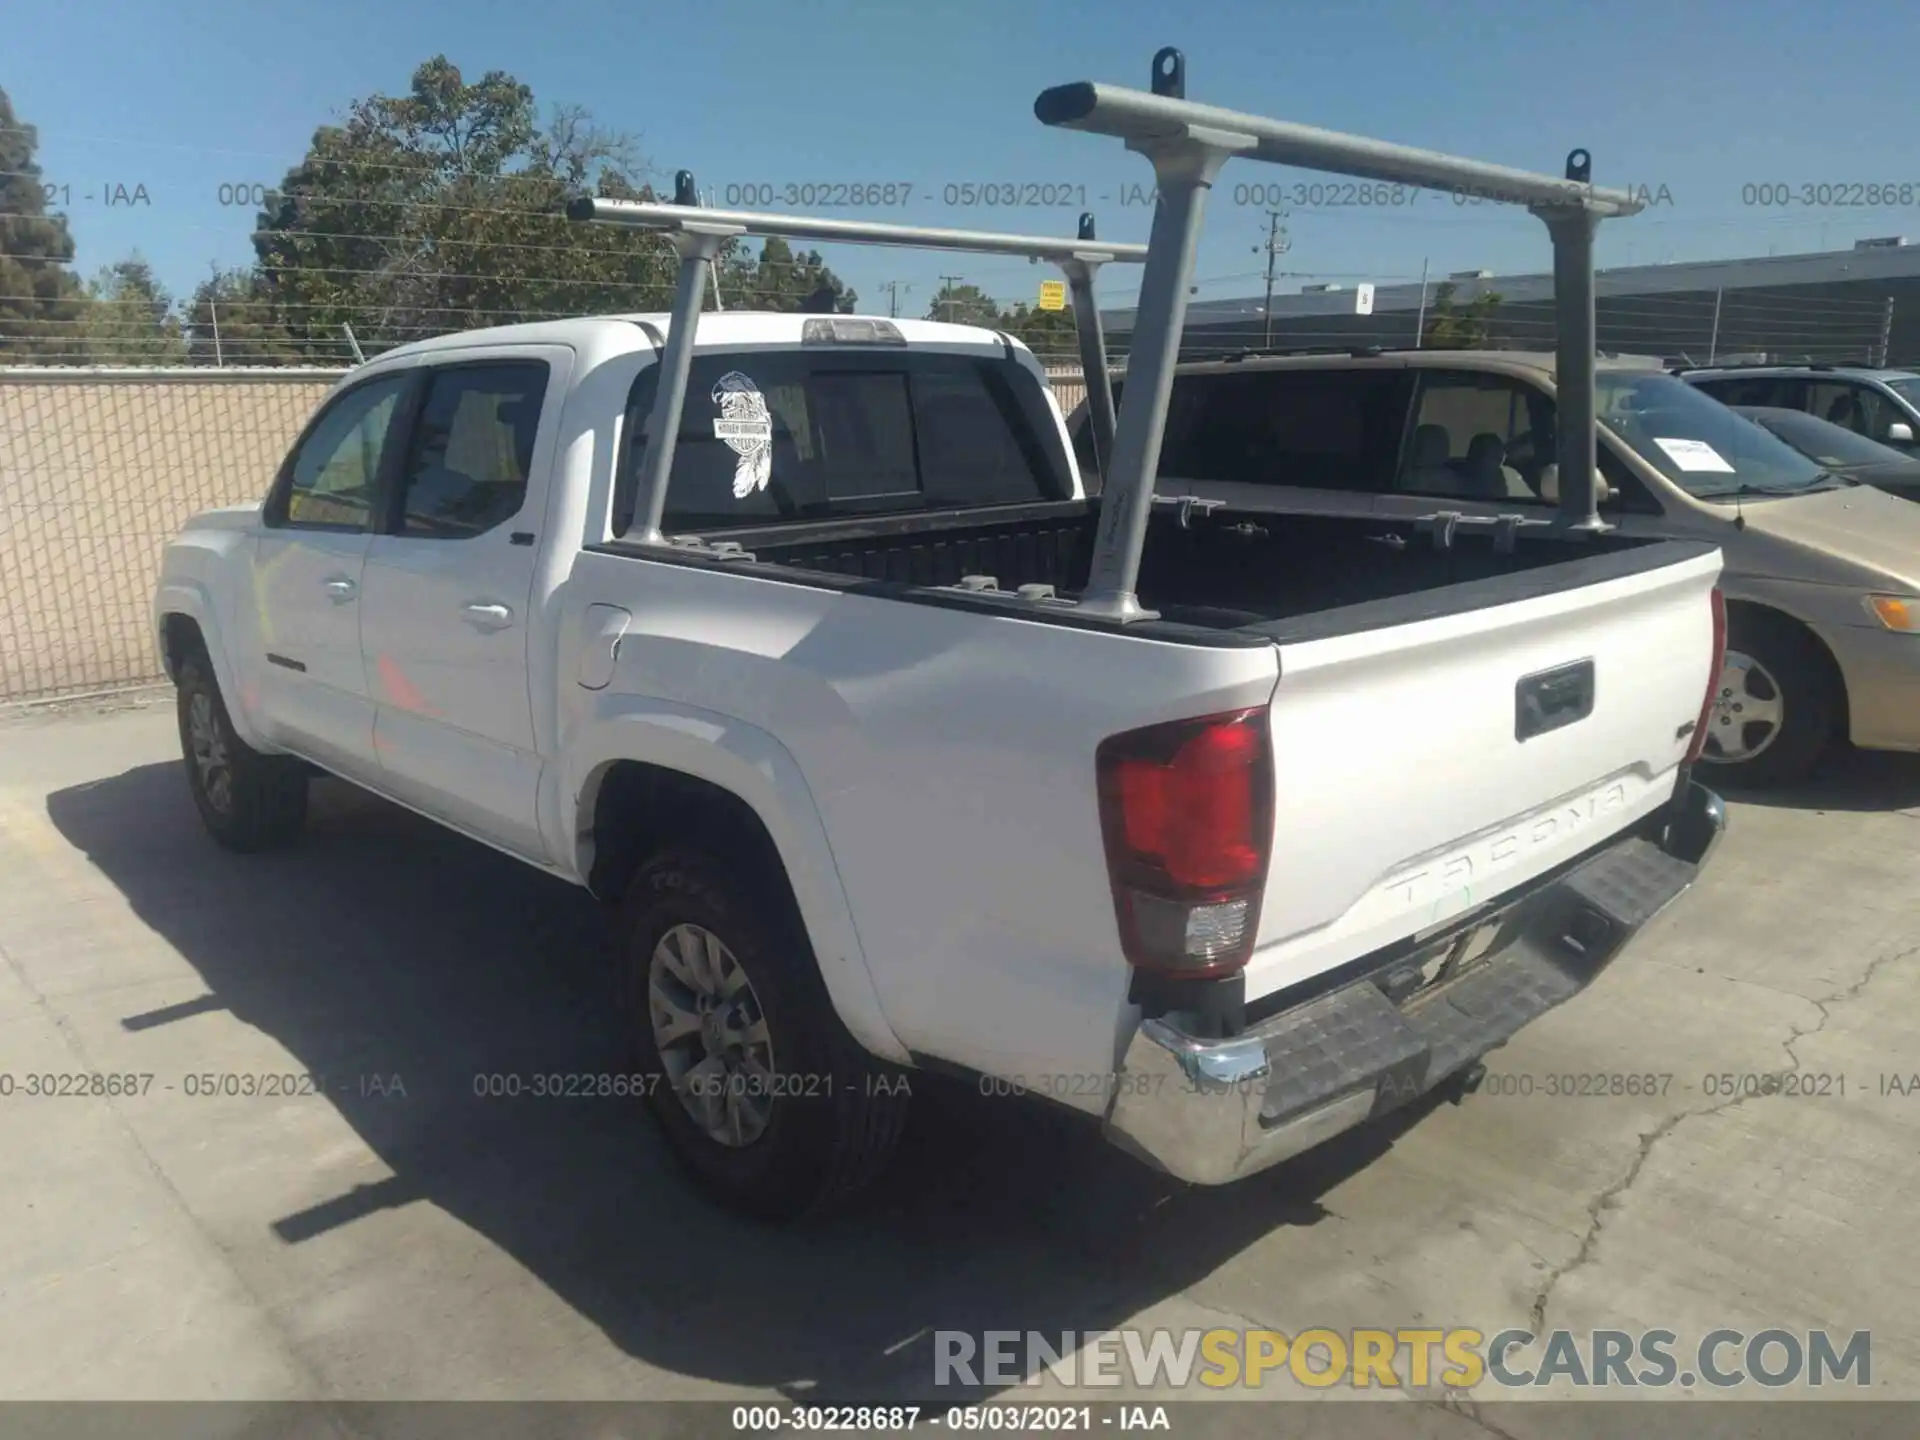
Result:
[1101, 238, 1920, 367]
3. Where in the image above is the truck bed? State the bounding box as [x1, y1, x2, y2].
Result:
[587, 494, 1719, 1011]
[684, 498, 1702, 641]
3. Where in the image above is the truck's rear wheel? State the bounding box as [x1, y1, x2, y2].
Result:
[175, 653, 308, 851]
[619, 846, 909, 1221]
[1698, 610, 1839, 788]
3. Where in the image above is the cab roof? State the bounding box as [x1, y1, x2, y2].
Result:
[373, 311, 1017, 362]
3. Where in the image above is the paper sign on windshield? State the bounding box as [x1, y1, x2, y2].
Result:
[1653, 437, 1736, 474]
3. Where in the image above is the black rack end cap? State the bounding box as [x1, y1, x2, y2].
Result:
[1034, 82, 1098, 127]
[1151, 47, 1185, 98]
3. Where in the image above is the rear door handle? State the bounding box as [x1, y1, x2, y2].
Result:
[463, 602, 514, 630]
[322, 577, 357, 600]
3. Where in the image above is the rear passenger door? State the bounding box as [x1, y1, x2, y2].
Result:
[357, 350, 569, 858]
[1158, 367, 1413, 514]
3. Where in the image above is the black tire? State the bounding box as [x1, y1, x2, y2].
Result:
[619, 846, 909, 1222]
[1699, 609, 1840, 788]
[175, 651, 309, 851]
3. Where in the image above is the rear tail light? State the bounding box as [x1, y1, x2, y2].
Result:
[1096, 707, 1274, 977]
[1686, 586, 1728, 765]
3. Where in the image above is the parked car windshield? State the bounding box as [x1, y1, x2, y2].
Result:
[1734, 405, 1915, 470]
[1592, 371, 1832, 497]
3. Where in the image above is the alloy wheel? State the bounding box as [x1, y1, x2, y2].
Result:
[648, 922, 778, 1147]
[187, 690, 234, 813]
[1701, 649, 1784, 764]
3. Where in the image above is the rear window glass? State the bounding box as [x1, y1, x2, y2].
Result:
[615, 351, 1070, 533]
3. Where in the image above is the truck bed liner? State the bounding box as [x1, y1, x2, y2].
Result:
[604, 499, 1714, 643]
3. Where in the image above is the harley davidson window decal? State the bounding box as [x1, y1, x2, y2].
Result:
[711, 371, 774, 498]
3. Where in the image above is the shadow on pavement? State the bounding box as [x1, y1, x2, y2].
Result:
[46, 763, 1451, 1406]
[1713, 747, 1920, 814]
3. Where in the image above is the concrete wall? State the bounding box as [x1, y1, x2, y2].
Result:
[0, 370, 346, 702]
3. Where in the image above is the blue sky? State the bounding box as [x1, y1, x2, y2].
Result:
[9, 0, 1920, 328]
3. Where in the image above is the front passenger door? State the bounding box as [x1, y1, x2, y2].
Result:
[250, 371, 413, 776]
[358, 354, 563, 857]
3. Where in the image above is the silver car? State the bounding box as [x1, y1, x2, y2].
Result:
[1678, 363, 1920, 457]
[1071, 350, 1920, 786]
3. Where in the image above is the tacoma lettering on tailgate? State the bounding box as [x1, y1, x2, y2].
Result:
[1385, 782, 1629, 913]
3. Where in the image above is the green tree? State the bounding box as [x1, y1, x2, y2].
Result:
[78, 256, 187, 364]
[184, 266, 303, 366]
[722, 236, 856, 313]
[0, 88, 86, 361]
[924, 281, 1001, 327]
[910, 281, 1089, 361]
[1422, 281, 1503, 349]
[249, 57, 683, 359]
[997, 301, 1080, 360]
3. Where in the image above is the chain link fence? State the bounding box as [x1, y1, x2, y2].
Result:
[0, 369, 345, 702]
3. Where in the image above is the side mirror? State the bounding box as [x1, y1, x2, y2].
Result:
[1887, 421, 1915, 445]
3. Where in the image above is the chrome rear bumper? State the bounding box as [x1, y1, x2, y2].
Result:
[1103, 781, 1726, 1186]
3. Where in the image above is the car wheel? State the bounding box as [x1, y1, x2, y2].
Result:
[1697, 611, 1838, 787]
[619, 846, 910, 1222]
[175, 651, 309, 851]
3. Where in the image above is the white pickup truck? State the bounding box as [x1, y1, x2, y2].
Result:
[153, 52, 1728, 1221]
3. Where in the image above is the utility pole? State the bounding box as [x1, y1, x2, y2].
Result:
[1253, 210, 1290, 347]
[936, 274, 965, 320]
[879, 280, 910, 318]
[1413, 257, 1430, 348]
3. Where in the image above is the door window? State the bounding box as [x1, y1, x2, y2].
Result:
[273, 375, 410, 530]
[394, 362, 550, 539]
[1808, 381, 1890, 439]
[1398, 372, 1549, 501]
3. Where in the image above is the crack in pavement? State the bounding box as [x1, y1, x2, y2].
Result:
[1525, 939, 1920, 1337]
[1783, 940, 1919, 1069]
